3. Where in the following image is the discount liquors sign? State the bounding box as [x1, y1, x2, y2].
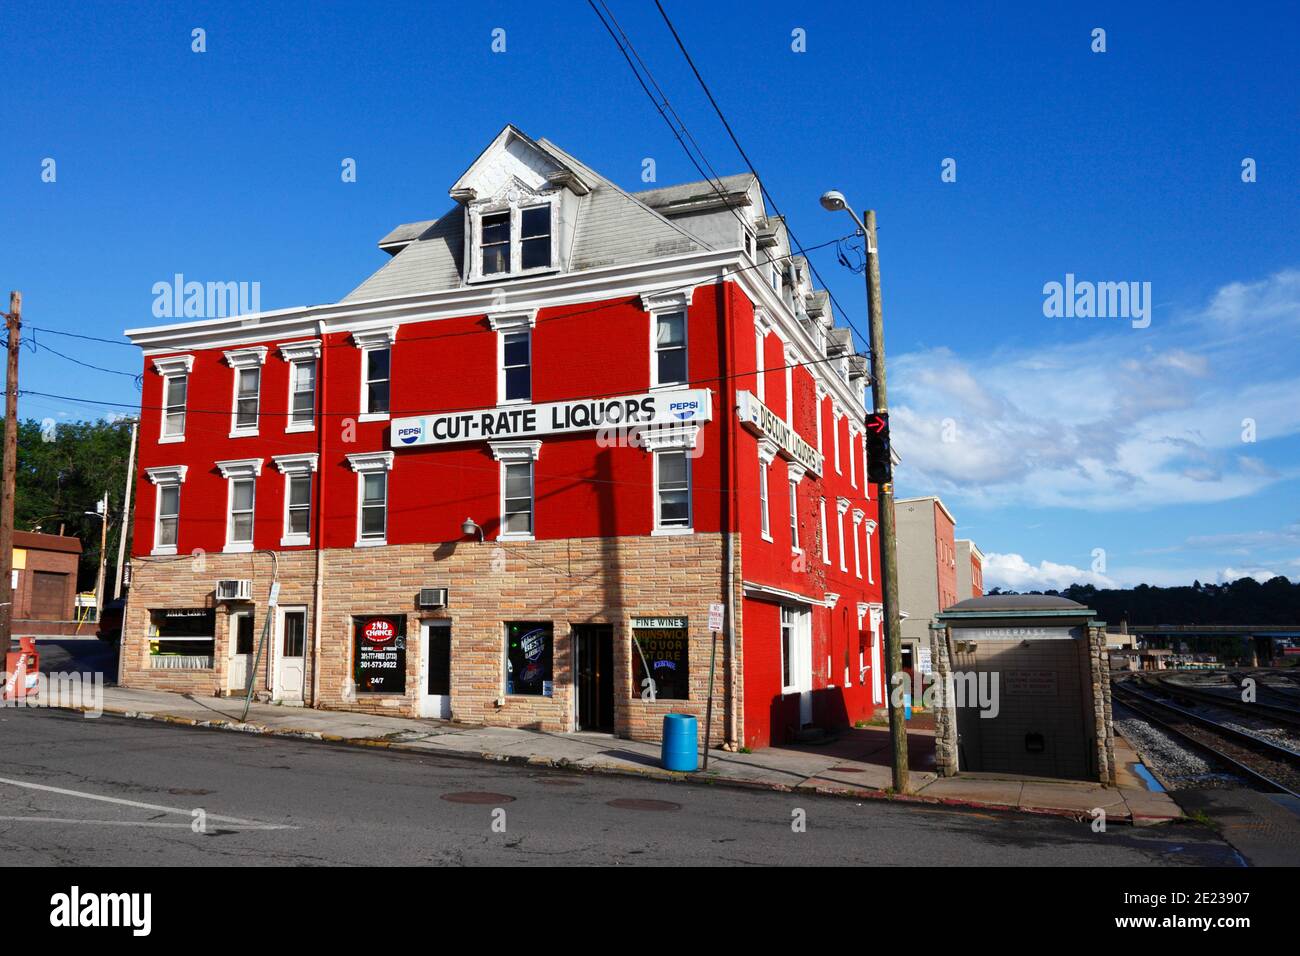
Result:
[735, 390, 824, 477]
[391, 389, 713, 448]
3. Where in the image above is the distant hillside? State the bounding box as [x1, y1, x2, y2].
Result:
[987, 576, 1300, 627]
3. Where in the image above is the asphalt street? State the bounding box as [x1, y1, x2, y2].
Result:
[0, 707, 1241, 866]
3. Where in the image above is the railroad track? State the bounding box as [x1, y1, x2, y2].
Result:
[1113, 681, 1300, 797]
[1137, 672, 1300, 729]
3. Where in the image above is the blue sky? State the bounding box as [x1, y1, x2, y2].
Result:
[2, 1, 1296, 589]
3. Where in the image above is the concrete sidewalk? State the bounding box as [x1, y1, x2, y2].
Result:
[49, 685, 1181, 825]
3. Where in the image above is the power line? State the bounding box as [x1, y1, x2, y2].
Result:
[652, 0, 868, 351]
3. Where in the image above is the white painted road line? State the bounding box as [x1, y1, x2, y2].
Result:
[0, 816, 292, 830]
[0, 774, 296, 830]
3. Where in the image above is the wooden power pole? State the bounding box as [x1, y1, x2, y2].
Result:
[113, 418, 138, 600]
[863, 212, 910, 794]
[0, 292, 21, 650]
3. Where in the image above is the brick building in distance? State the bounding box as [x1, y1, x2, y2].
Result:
[956, 538, 984, 599]
[120, 125, 884, 748]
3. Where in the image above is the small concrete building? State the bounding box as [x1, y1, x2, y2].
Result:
[896, 496, 958, 688]
[11, 531, 83, 635]
[928, 594, 1115, 784]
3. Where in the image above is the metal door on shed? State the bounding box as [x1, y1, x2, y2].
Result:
[954, 627, 1093, 781]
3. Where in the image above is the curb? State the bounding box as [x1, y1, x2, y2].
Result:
[63, 702, 1180, 826]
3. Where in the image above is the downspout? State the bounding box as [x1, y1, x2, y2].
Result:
[310, 319, 327, 707]
[721, 275, 739, 750]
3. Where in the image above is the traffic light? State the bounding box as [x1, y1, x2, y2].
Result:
[865, 412, 891, 485]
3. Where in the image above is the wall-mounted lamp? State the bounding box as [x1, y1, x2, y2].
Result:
[461, 517, 484, 542]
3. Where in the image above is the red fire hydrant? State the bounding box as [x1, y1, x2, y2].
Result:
[4, 637, 39, 701]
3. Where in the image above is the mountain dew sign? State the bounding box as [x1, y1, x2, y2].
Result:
[392, 389, 713, 448]
[735, 390, 824, 477]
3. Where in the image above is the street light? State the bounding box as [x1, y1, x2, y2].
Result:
[821, 190, 910, 794]
[460, 518, 484, 542]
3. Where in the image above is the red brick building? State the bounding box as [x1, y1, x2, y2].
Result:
[121, 126, 882, 748]
[12, 531, 82, 635]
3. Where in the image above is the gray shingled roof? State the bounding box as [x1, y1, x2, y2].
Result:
[342, 135, 714, 302]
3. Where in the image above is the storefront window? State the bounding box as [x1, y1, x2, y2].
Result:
[505, 622, 553, 697]
[630, 617, 689, 700]
[354, 615, 407, 694]
[148, 608, 216, 668]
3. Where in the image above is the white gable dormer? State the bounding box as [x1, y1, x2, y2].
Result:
[452, 125, 586, 284]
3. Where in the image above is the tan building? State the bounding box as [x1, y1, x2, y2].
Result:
[895, 496, 958, 688]
[955, 539, 984, 599]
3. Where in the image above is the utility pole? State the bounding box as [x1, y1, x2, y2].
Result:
[93, 492, 109, 620]
[113, 418, 138, 600]
[862, 209, 910, 794]
[819, 194, 910, 793]
[0, 292, 21, 652]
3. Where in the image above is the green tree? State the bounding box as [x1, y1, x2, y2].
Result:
[7, 417, 134, 591]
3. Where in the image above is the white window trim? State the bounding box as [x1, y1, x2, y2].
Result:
[864, 518, 877, 584]
[492, 311, 536, 406]
[848, 424, 859, 488]
[153, 355, 194, 444]
[815, 385, 826, 454]
[216, 458, 262, 553]
[833, 405, 843, 474]
[836, 497, 850, 572]
[225, 347, 267, 438]
[490, 440, 541, 542]
[819, 497, 831, 565]
[280, 340, 321, 433]
[652, 449, 693, 535]
[347, 451, 394, 547]
[757, 438, 777, 543]
[145, 465, 187, 556]
[754, 308, 772, 404]
[787, 462, 806, 555]
[783, 344, 797, 425]
[467, 199, 560, 284]
[640, 424, 700, 453]
[353, 327, 397, 422]
[642, 289, 695, 391]
[852, 508, 864, 578]
[273, 453, 318, 547]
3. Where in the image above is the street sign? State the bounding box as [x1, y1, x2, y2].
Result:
[708, 603, 725, 632]
[865, 412, 892, 485]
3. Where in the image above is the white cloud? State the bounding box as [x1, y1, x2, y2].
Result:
[890, 269, 1300, 511]
[983, 552, 1118, 591]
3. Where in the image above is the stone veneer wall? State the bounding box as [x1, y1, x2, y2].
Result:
[1088, 622, 1117, 785]
[122, 533, 743, 744]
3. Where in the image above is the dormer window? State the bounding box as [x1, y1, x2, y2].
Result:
[470, 200, 556, 281]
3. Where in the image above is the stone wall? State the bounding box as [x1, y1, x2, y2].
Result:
[122, 533, 742, 744]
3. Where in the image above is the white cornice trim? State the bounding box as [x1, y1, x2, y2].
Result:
[223, 346, 267, 368]
[152, 355, 193, 375]
[145, 465, 187, 485]
[215, 458, 263, 479]
[278, 339, 322, 361]
[836, 496, 851, 515]
[352, 327, 397, 348]
[639, 287, 695, 313]
[346, 451, 394, 473]
[787, 462, 807, 483]
[741, 580, 822, 607]
[863, 518, 877, 534]
[824, 592, 841, 608]
[757, 437, 779, 465]
[272, 453, 319, 474]
[488, 440, 542, 462]
[487, 309, 538, 331]
[852, 508, 865, 524]
[640, 425, 699, 453]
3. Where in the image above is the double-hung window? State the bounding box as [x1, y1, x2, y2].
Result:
[787, 465, 805, 554]
[279, 341, 320, 432]
[653, 311, 688, 387]
[820, 498, 831, 565]
[655, 451, 691, 532]
[273, 454, 317, 547]
[759, 460, 771, 539]
[153, 355, 193, 442]
[481, 211, 511, 275]
[491, 441, 541, 540]
[849, 427, 858, 488]
[520, 205, 551, 270]
[145, 465, 187, 556]
[224, 348, 267, 437]
[353, 329, 396, 420]
[347, 451, 393, 546]
[836, 498, 850, 573]
[852, 511, 863, 577]
[503, 331, 530, 403]
[216, 459, 262, 553]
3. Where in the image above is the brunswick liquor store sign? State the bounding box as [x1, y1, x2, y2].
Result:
[391, 389, 713, 448]
[734, 390, 824, 477]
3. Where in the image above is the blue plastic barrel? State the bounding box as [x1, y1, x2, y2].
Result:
[661, 713, 699, 772]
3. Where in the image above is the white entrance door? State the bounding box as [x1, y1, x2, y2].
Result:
[798, 608, 813, 726]
[227, 610, 254, 693]
[781, 606, 814, 727]
[419, 621, 451, 719]
[273, 607, 307, 703]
